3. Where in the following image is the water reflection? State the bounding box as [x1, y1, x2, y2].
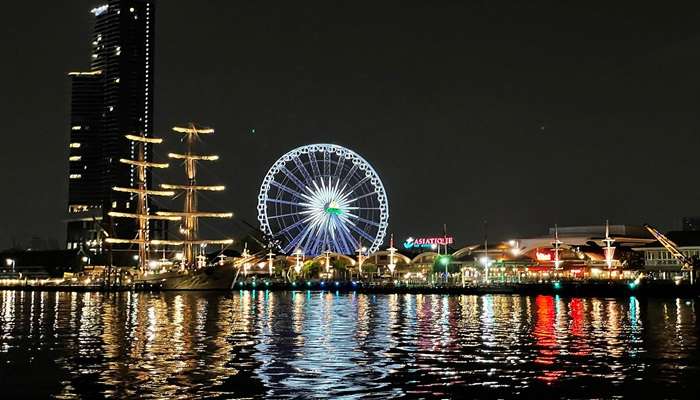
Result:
[0, 291, 699, 398]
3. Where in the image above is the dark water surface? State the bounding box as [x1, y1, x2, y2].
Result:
[0, 291, 698, 399]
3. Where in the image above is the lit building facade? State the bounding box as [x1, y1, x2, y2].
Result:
[66, 0, 156, 252]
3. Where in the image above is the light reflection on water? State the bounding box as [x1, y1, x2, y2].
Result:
[0, 291, 699, 399]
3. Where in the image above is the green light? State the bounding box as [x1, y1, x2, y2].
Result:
[553, 281, 561, 290]
[306, 281, 311, 286]
[439, 256, 450, 266]
[325, 200, 343, 216]
[239, 281, 244, 286]
[628, 282, 637, 289]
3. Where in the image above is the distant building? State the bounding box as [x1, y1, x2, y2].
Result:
[66, 1, 156, 253]
[634, 231, 700, 281]
[682, 217, 700, 231]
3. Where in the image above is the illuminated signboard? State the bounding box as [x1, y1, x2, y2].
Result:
[403, 236, 454, 250]
[535, 250, 552, 261]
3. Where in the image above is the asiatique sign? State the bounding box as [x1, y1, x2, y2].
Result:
[403, 236, 454, 249]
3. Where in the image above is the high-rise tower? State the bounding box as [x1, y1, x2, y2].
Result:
[66, 0, 156, 253]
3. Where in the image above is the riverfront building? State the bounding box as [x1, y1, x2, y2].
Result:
[66, 1, 156, 252]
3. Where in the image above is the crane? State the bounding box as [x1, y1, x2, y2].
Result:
[643, 224, 696, 285]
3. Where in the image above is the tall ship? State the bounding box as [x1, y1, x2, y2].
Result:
[107, 124, 240, 290]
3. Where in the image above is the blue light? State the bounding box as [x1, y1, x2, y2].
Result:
[628, 282, 637, 289]
[320, 281, 325, 286]
[351, 281, 357, 286]
[335, 281, 340, 286]
[553, 281, 561, 290]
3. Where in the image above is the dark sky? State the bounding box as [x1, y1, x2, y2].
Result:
[2, 0, 700, 249]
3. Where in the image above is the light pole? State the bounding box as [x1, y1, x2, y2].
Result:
[356, 246, 367, 278]
[323, 249, 332, 279]
[294, 248, 304, 275]
[387, 234, 397, 277]
[5, 258, 15, 275]
[267, 249, 275, 277]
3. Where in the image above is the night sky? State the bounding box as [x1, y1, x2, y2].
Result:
[2, 1, 700, 249]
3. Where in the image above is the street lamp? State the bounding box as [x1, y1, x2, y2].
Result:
[267, 249, 275, 276]
[356, 246, 367, 278]
[294, 248, 304, 274]
[5, 258, 15, 274]
[439, 255, 450, 283]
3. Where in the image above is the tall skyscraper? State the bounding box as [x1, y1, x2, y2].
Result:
[66, 0, 155, 252]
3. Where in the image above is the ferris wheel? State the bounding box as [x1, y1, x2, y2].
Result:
[257, 144, 389, 256]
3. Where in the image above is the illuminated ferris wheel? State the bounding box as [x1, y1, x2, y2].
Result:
[257, 144, 389, 256]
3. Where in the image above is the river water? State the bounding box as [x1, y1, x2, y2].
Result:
[0, 290, 698, 399]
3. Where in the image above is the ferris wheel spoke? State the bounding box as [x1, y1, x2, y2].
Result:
[335, 221, 357, 254]
[308, 151, 322, 179]
[284, 219, 314, 253]
[333, 154, 345, 181]
[345, 213, 381, 228]
[293, 156, 315, 186]
[343, 176, 372, 199]
[267, 212, 306, 220]
[276, 213, 314, 237]
[344, 220, 376, 243]
[338, 163, 359, 190]
[270, 180, 306, 200]
[266, 198, 302, 207]
[346, 190, 378, 204]
[323, 149, 330, 178]
[279, 165, 310, 194]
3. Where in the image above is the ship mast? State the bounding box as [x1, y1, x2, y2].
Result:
[158, 123, 233, 268]
[105, 133, 181, 273]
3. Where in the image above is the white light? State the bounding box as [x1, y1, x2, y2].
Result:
[81, 257, 88, 262]
[5, 259, 13, 267]
[91, 5, 108, 16]
[133, 255, 139, 261]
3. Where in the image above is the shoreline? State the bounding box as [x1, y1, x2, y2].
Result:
[1, 281, 698, 298]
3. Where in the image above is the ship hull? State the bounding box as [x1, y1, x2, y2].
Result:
[135, 265, 237, 290]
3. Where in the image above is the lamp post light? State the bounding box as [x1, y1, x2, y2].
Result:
[356, 246, 367, 278]
[480, 256, 491, 283]
[324, 249, 331, 273]
[439, 255, 450, 283]
[267, 249, 275, 277]
[387, 234, 397, 277]
[5, 258, 15, 274]
[294, 248, 304, 275]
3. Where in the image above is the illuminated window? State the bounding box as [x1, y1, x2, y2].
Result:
[70, 143, 81, 148]
[112, 201, 117, 208]
[69, 156, 82, 161]
[71, 126, 81, 130]
[69, 174, 82, 179]
[115, 78, 120, 83]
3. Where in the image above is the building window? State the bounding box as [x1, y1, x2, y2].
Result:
[70, 143, 81, 148]
[69, 174, 82, 179]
